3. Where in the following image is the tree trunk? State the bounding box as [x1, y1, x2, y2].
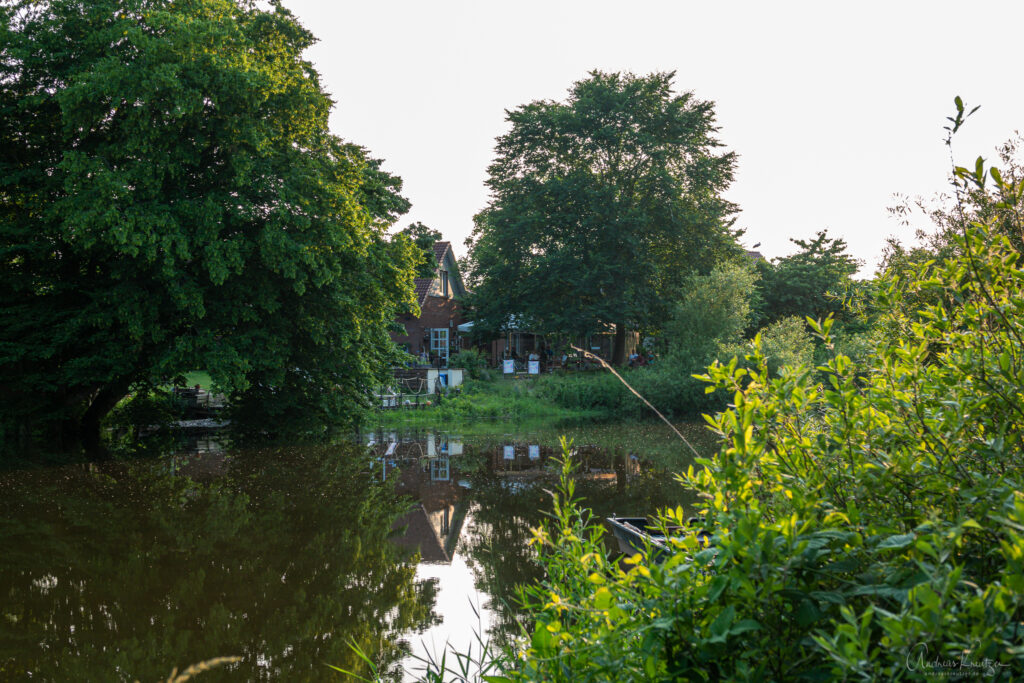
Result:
[612, 322, 627, 366]
[80, 378, 132, 458]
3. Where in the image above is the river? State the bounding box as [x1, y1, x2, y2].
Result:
[0, 420, 716, 681]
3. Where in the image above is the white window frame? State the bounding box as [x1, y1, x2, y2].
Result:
[430, 328, 449, 364]
[430, 457, 450, 481]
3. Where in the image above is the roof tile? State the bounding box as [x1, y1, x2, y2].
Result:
[433, 241, 450, 265]
[413, 277, 433, 306]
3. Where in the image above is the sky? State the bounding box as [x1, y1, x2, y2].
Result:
[282, 0, 1023, 275]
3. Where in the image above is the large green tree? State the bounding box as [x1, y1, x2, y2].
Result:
[750, 230, 861, 330]
[0, 0, 418, 451]
[465, 71, 739, 364]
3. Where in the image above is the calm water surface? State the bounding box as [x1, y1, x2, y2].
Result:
[0, 421, 716, 681]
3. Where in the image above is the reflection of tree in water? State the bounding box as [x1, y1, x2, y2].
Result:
[456, 441, 700, 646]
[458, 463, 550, 645]
[0, 445, 437, 682]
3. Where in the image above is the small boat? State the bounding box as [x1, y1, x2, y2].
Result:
[606, 516, 709, 561]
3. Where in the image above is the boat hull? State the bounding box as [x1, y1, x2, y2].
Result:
[606, 516, 708, 561]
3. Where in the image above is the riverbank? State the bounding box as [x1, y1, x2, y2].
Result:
[371, 376, 609, 428]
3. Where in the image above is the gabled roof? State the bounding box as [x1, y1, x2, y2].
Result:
[412, 241, 462, 306]
[433, 241, 451, 265]
[413, 278, 433, 306]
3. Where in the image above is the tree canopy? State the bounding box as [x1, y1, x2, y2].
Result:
[751, 230, 861, 330]
[399, 221, 443, 278]
[465, 71, 739, 364]
[0, 0, 418, 450]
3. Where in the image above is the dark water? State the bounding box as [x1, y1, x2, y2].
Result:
[0, 422, 716, 681]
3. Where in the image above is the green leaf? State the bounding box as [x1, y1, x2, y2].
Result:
[709, 605, 736, 641]
[796, 599, 823, 628]
[531, 622, 554, 652]
[877, 533, 915, 550]
[729, 619, 762, 635]
[999, 352, 1011, 374]
[707, 575, 730, 603]
[809, 591, 846, 606]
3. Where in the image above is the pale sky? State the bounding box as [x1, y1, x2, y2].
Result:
[283, 0, 1022, 275]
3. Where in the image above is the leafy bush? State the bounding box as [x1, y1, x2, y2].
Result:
[757, 315, 814, 376]
[105, 390, 185, 432]
[508, 221, 1024, 681]
[448, 349, 489, 379]
[662, 262, 757, 364]
[537, 264, 758, 419]
[538, 372, 628, 414]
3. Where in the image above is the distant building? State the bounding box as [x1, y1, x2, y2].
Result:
[391, 241, 467, 366]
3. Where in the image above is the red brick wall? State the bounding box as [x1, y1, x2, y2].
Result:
[390, 296, 465, 356]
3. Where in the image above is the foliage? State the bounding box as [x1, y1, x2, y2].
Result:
[504, 210, 1024, 680]
[538, 371, 631, 414]
[398, 222, 444, 279]
[540, 264, 758, 419]
[751, 315, 814, 377]
[662, 262, 756, 362]
[0, 0, 418, 451]
[102, 388, 188, 454]
[538, 363, 720, 423]
[448, 348, 489, 379]
[752, 230, 861, 331]
[372, 377, 606, 429]
[465, 70, 739, 364]
[885, 129, 1024, 278]
[881, 126, 1024, 338]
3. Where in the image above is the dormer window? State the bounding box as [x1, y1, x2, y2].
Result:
[440, 270, 449, 297]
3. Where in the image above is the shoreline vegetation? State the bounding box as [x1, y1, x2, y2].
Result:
[417, 144, 1024, 680]
[370, 376, 609, 428]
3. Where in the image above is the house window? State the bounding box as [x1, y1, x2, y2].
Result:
[430, 328, 449, 364]
[440, 270, 449, 297]
[430, 457, 450, 482]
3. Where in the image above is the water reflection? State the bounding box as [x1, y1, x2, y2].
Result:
[363, 424, 709, 660]
[0, 444, 437, 682]
[0, 422, 713, 681]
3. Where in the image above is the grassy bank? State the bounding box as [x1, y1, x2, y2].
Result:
[371, 376, 610, 428]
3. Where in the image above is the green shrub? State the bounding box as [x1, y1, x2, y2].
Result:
[757, 315, 814, 375]
[448, 348, 489, 379]
[535, 263, 759, 420]
[537, 372, 627, 414]
[663, 262, 757, 363]
[508, 221, 1024, 681]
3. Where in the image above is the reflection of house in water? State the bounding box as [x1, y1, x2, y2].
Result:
[488, 443, 641, 485]
[366, 431, 470, 564]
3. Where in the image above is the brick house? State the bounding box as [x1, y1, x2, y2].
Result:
[390, 241, 467, 366]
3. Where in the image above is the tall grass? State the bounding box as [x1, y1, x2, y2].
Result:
[373, 377, 607, 428]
